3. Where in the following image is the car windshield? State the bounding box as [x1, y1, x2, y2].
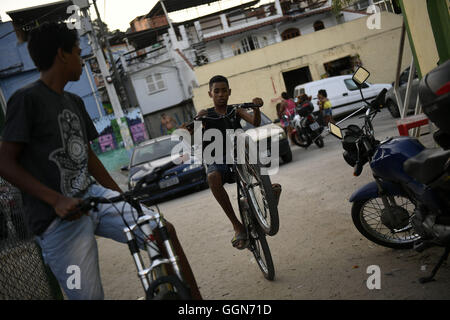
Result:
[240, 111, 272, 131]
[131, 139, 183, 166]
[344, 79, 369, 90]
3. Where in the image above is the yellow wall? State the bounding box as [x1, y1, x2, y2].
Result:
[192, 12, 412, 120]
[401, 0, 440, 76]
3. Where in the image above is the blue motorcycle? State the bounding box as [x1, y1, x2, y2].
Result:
[329, 65, 450, 282]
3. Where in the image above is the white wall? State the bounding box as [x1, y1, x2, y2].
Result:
[131, 62, 185, 115]
[201, 12, 349, 64]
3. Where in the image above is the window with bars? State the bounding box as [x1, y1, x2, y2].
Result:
[146, 73, 166, 94]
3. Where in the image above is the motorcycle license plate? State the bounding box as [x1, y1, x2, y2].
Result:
[309, 122, 320, 131]
[159, 177, 179, 189]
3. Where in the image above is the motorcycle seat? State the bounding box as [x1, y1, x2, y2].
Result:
[404, 148, 450, 185]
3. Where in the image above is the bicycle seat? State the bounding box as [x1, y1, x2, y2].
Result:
[404, 148, 450, 185]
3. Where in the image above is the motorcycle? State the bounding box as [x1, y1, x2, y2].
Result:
[281, 113, 303, 147]
[283, 102, 325, 148]
[329, 64, 450, 283]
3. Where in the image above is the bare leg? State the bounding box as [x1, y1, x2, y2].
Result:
[156, 222, 203, 300]
[207, 172, 246, 247]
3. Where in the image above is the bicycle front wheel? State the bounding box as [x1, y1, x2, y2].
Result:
[242, 162, 279, 236]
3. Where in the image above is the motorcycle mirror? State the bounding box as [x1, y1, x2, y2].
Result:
[328, 122, 343, 139]
[353, 66, 370, 85]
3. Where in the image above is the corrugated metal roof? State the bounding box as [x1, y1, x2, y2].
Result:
[146, 0, 226, 18]
[7, 0, 73, 30]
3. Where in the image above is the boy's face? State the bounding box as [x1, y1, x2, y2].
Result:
[209, 81, 231, 107]
[66, 42, 83, 81]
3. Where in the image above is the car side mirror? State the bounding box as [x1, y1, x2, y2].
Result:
[328, 122, 343, 139]
[353, 66, 370, 86]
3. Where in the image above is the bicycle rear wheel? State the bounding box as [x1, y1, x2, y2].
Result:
[237, 183, 275, 281]
[248, 223, 275, 280]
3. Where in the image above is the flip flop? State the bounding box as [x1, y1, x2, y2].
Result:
[231, 232, 249, 250]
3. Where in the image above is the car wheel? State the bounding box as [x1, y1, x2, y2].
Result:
[386, 99, 400, 118]
[281, 148, 292, 163]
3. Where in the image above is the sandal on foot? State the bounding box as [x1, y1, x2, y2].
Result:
[231, 232, 249, 250]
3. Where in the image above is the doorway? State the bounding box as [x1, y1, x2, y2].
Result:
[282, 66, 312, 98]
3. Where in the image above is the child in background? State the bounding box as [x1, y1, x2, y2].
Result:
[318, 89, 335, 126]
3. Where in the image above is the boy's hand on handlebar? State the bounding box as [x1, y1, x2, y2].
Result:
[53, 195, 86, 221]
[252, 97, 263, 108]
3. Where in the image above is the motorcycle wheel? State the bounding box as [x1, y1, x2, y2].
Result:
[292, 129, 309, 148]
[351, 196, 421, 249]
[314, 136, 324, 148]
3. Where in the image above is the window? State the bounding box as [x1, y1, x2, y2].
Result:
[344, 79, 369, 91]
[313, 21, 325, 31]
[146, 73, 165, 94]
[241, 36, 260, 53]
[281, 28, 300, 40]
[233, 36, 260, 55]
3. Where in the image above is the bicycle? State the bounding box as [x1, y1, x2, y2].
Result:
[64, 161, 193, 300]
[187, 103, 279, 280]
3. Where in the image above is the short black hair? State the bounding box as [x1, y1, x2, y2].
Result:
[27, 22, 79, 71]
[281, 92, 289, 99]
[318, 89, 328, 97]
[209, 75, 229, 89]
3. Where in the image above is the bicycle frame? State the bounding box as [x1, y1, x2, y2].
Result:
[122, 202, 184, 295]
[69, 165, 191, 299]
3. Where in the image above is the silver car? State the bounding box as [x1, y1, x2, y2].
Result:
[385, 67, 419, 118]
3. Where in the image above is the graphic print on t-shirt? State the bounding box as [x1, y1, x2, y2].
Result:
[49, 109, 91, 197]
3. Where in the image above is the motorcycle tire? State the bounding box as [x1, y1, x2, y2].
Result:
[351, 196, 421, 249]
[293, 130, 310, 148]
[314, 136, 324, 148]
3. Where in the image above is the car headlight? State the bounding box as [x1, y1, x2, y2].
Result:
[182, 164, 202, 172]
[278, 131, 286, 139]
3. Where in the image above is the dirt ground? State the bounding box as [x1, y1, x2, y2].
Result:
[98, 109, 450, 300]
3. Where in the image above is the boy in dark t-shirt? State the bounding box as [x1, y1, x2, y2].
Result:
[0, 22, 201, 300]
[193, 75, 281, 250]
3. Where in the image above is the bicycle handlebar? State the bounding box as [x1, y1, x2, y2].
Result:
[63, 161, 178, 220]
[184, 103, 261, 130]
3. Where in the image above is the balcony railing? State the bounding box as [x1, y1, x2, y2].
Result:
[198, 0, 331, 39]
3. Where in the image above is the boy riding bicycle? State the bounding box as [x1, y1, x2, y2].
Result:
[188, 75, 281, 250]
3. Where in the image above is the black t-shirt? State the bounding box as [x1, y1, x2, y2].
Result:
[1, 80, 99, 235]
[202, 106, 243, 164]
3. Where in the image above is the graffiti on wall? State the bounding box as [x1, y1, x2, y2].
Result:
[91, 108, 148, 154]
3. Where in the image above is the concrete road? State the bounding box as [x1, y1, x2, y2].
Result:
[101, 109, 449, 300]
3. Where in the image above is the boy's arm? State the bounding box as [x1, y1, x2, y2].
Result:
[0, 141, 81, 219]
[87, 145, 123, 193]
[238, 98, 263, 127]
